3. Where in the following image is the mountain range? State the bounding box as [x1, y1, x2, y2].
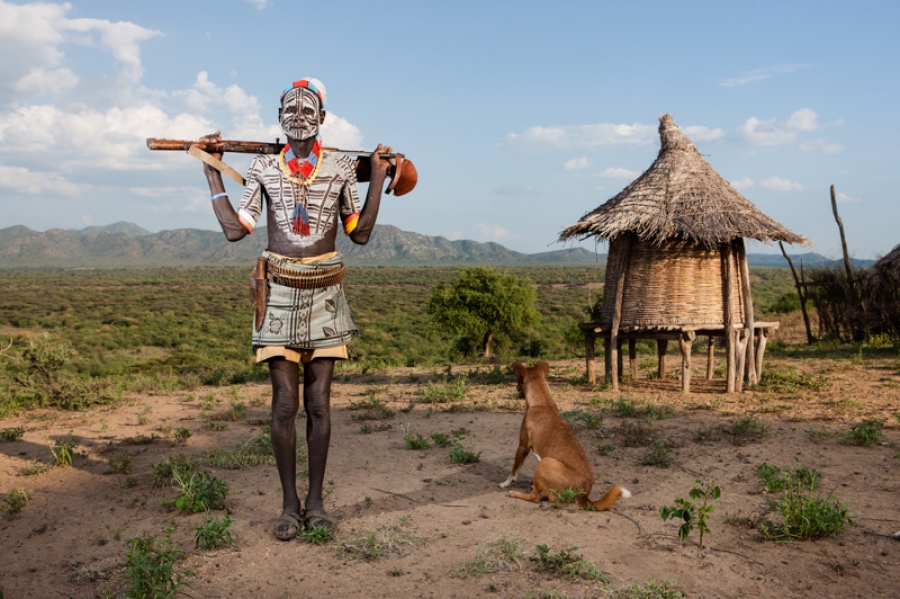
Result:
[0, 222, 875, 269]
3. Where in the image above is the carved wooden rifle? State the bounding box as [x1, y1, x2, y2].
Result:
[146, 138, 417, 196]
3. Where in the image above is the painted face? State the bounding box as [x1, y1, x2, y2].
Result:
[280, 87, 321, 140]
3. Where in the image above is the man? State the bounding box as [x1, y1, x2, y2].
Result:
[201, 78, 391, 540]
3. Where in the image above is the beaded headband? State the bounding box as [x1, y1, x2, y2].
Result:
[282, 78, 326, 107]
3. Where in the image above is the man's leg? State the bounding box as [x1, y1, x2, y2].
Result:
[269, 357, 303, 539]
[302, 357, 335, 528]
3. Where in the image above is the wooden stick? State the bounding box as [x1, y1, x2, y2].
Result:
[609, 235, 633, 392]
[736, 239, 756, 385]
[830, 184, 855, 295]
[780, 242, 814, 344]
[723, 243, 736, 393]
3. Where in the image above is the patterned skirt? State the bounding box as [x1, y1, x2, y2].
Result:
[251, 251, 357, 351]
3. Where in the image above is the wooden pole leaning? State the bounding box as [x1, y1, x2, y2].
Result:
[608, 235, 633, 392]
[736, 238, 757, 386]
[723, 242, 736, 393]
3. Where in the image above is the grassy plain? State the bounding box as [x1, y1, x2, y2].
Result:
[0, 266, 796, 395]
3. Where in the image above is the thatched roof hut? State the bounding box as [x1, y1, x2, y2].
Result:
[559, 113, 806, 247]
[561, 114, 806, 392]
[874, 243, 900, 279]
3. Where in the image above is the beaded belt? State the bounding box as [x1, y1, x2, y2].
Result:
[266, 260, 345, 290]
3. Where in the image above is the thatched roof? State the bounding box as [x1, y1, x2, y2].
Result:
[874, 243, 900, 278]
[559, 114, 807, 248]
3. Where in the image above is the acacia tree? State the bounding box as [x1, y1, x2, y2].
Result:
[427, 267, 539, 357]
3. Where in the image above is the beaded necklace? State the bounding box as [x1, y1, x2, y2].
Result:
[279, 137, 324, 236]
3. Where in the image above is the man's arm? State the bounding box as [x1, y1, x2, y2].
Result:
[348, 144, 392, 245]
[202, 132, 250, 242]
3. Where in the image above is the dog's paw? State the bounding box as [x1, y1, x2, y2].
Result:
[498, 476, 515, 488]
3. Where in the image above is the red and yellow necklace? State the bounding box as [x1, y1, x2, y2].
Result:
[279, 137, 323, 235]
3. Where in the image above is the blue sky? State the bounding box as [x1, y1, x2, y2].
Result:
[0, 0, 897, 259]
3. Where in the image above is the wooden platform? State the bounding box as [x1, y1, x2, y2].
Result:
[579, 321, 779, 393]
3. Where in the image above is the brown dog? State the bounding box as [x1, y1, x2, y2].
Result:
[500, 361, 630, 510]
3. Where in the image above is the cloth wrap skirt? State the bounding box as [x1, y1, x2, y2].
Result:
[251, 251, 357, 354]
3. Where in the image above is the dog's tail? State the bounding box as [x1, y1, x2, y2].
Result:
[588, 485, 631, 511]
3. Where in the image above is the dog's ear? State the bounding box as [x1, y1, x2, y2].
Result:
[511, 362, 526, 398]
[536, 361, 550, 376]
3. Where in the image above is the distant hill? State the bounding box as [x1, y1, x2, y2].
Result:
[0, 223, 600, 268]
[0, 222, 875, 269]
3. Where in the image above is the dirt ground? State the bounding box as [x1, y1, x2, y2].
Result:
[2, 335, 899, 599]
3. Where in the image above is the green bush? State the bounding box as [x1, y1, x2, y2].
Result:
[124, 532, 193, 599]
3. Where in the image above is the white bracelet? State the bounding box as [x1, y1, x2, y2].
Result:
[211, 192, 228, 202]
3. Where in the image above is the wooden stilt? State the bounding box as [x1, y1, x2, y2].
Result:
[584, 328, 596, 384]
[736, 239, 756, 385]
[609, 235, 633, 393]
[629, 338, 638, 380]
[735, 329, 749, 393]
[657, 339, 668, 379]
[604, 336, 612, 386]
[680, 331, 695, 393]
[617, 338, 624, 382]
[723, 243, 736, 393]
[706, 336, 715, 380]
[756, 328, 769, 379]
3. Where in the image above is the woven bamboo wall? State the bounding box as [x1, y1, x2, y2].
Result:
[600, 235, 746, 330]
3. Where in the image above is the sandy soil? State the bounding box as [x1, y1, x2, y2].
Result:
[2, 341, 899, 599]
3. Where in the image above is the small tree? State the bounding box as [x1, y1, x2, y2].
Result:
[428, 267, 539, 357]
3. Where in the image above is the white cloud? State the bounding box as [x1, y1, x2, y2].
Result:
[0, 1, 161, 99]
[599, 167, 639, 179]
[0, 164, 86, 194]
[739, 108, 829, 146]
[564, 157, 590, 170]
[15, 67, 78, 95]
[720, 63, 813, 87]
[730, 177, 754, 191]
[321, 113, 364, 149]
[836, 191, 861, 203]
[682, 125, 725, 142]
[474, 223, 517, 241]
[507, 122, 656, 150]
[760, 176, 802, 191]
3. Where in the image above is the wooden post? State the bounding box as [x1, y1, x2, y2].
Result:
[706, 336, 715, 380]
[657, 339, 668, 379]
[617, 338, 624, 381]
[723, 243, 736, 393]
[680, 330, 696, 393]
[736, 239, 756, 385]
[609, 235, 633, 392]
[604, 336, 612, 385]
[756, 327, 770, 378]
[735, 329, 749, 393]
[629, 338, 638, 380]
[583, 327, 596, 384]
[780, 242, 814, 344]
[831, 185, 855, 296]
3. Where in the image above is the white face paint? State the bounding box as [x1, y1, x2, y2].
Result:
[280, 87, 321, 141]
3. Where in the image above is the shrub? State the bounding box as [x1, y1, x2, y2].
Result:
[534, 544, 605, 580]
[660, 479, 721, 549]
[108, 450, 134, 474]
[842, 419, 883, 447]
[640, 439, 674, 468]
[124, 532, 193, 599]
[194, 513, 233, 550]
[452, 535, 527, 578]
[761, 469, 852, 541]
[4, 487, 32, 518]
[171, 472, 228, 514]
[450, 441, 481, 464]
[0, 427, 25, 442]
